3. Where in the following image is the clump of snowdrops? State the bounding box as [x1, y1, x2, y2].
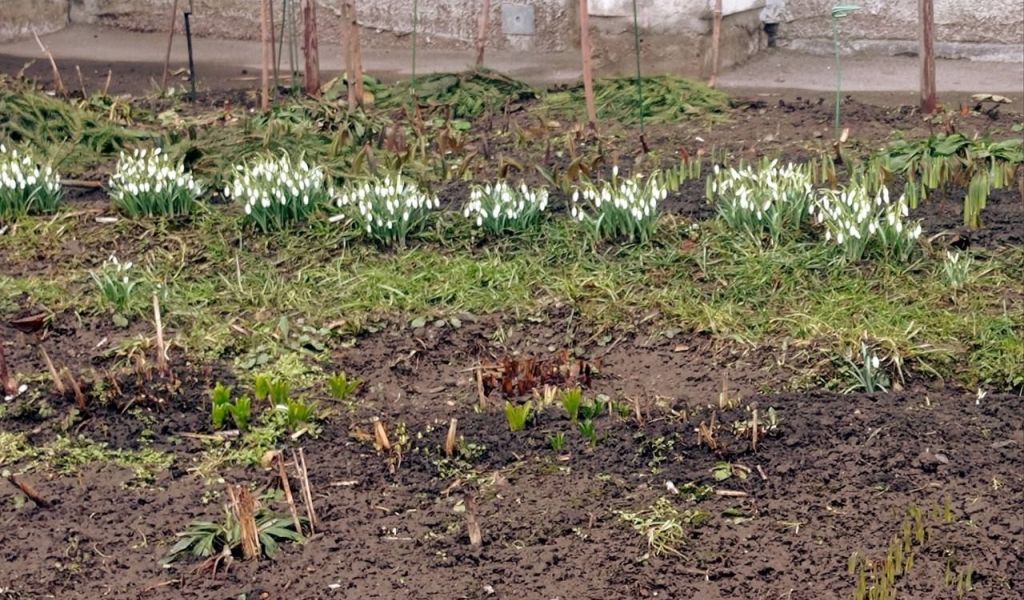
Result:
[811, 184, 922, 263]
[571, 167, 665, 242]
[90, 254, 142, 318]
[463, 180, 549, 235]
[109, 148, 203, 217]
[0, 144, 62, 219]
[708, 159, 814, 244]
[336, 174, 438, 247]
[224, 153, 332, 232]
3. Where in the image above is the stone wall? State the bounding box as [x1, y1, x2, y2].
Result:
[0, 0, 68, 43]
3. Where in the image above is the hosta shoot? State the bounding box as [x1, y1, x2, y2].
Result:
[0, 144, 62, 220]
[108, 148, 202, 217]
[224, 153, 332, 232]
[571, 167, 665, 242]
[708, 159, 814, 244]
[463, 181, 549, 235]
[811, 185, 922, 263]
[336, 174, 438, 247]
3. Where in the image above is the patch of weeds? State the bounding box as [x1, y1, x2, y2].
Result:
[634, 433, 675, 470]
[617, 497, 711, 557]
[433, 440, 488, 480]
[0, 432, 171, 482]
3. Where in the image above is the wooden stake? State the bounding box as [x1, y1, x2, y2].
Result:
[918, 0, 937, 114]
[32, 31, 65, 95]
[152, 293, 169, 376]
[750, 403, 759, 452]
[6, 473, 51, 508]
[103, 69, 112, 97]
[708, 0, 723, 88]
[275, 453, 304, 536]
[260, 0, 273, 111]
[269, 0, 279, 91]
[578, 0, 597, 128]
[38, 345, 65, 396]
[474, 0, 492, 67]
[0, 345, 17, 396]
[301, 0, 321, 95]
[342, 0, 365, 108]
[161, 0, 180, 92]
[444, 418, 458, 458]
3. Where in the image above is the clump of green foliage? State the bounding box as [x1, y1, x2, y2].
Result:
[371, 69, 537, 119]
[504, 401, 532, 432]
[0, 144, 62, 220]
[545, 75, 729, 124]
[163, 491, 304, 565]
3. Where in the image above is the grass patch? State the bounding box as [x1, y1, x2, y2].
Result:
[0, 432, 171, 482]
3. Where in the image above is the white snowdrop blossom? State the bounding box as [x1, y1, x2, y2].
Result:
[0, 144, 62, 218]
[810, 184, 922, 263]
[463, 181, 549, 235]
[336, 174, 438, 246]
[708, 159, 814, 244]
[109, 148, 202, 217]
[571, 168, 666, 242]
[224, 153, 331, 232]
[90, 254, 141, 315]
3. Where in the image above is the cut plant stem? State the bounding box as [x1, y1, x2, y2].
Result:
[64, 369, 87, 409]
[275, 452, 304, 536]
[0, 345, 17, 396]
[152, 293, 169, 376]
[445, 417, 458, 458]
[33, 31, 66, 95]
[373, 418, 391, 451]
[161, 0, 180, 92]
[464, 493, 483, 546]
[39, 345, 66, 396]
[5, 472, 51, 509]
[294, 448, 318, 532]
[228, 485, 261, 560]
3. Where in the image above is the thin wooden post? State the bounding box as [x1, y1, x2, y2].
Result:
[918, 0, 937, 114]
[261, 0, 272, 110]
[342, 0, 365, 108]
[301, 0, 321, 95]
[578, 0, 597, 127]
[269, 0, 279, 91]
[161, 0, 180, 92]
[708, 0, 723, 88]
[475, 0, 492, 67]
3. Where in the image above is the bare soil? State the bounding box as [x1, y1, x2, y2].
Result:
[1, 319, 1022, 599]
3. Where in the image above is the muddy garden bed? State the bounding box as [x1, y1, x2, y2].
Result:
[1, 81, 1022, 600]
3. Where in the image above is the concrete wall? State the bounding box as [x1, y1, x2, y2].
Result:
[64, 0, 572, 51]
[781, 0, 1024, 61]
[588, 0, 765, 76]
[0, 0, 68, 43]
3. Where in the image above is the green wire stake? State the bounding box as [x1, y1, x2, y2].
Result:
[631, 0, 646, 148]
[831, 4, 860, 138]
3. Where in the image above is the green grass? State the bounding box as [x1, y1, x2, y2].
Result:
[1, 207, 1021, 391]
[0, 432, 172, 482]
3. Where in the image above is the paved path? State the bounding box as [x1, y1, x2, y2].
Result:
[1, 24, 1022, 103]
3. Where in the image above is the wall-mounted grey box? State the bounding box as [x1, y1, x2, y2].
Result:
[501, 4, 535, 35]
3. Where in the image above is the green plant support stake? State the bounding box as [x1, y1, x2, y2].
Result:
[831, 4, 860, 138]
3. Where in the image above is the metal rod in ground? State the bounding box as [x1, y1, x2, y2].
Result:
[183, 10, 197, 101]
